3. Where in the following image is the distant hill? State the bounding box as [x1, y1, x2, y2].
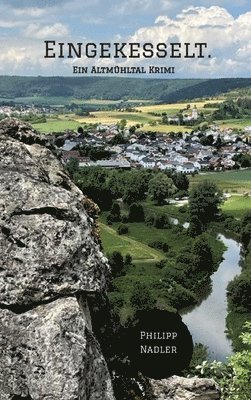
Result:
[0, 76, 250, 103]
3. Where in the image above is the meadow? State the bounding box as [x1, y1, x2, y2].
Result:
[31, 94, 251, 134]
[190, 169, 251, 194]
[99, 223, 163, 263]
[221, 195, 251, 218]
[33, 118, 82, 133]
[215, 118, 251, 129]
[135, 99, 224, 114]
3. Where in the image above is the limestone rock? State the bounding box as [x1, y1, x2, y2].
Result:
[0, 118, 110, 307]
[150, 376, 221, 400]
[0, 297, 114, 400]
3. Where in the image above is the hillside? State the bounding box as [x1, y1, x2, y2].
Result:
[0, 76, 250, 103]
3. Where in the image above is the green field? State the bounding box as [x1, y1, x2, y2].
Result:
[222, 195, 251, 218]
[120, 222, 191, 254]
[33, 119, 82, 133]
[190, 169, 251, 194]
[216, 118, 251, 129]
[28, 92, 251, 133]
[99, 223, 163, 263]
[33, 112, 193, 133]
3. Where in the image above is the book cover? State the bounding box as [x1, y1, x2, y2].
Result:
[0, 1, 250, 399]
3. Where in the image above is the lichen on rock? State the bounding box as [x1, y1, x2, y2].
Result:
[150, 376, 221, 400]
[0, 118, 110, 308]
[0, 118, 115, 400]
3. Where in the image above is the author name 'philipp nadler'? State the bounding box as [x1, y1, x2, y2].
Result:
[140, 331, 178, 354]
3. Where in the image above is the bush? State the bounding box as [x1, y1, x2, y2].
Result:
[107, 251, 124, 277]
[130, 282, 156, 312]
[106, 213, 113, 225]
[109, 293, 124, 316]
[145, 213, 171, 229]
[110, 202, 121, 222]
[241, 223, 251, 248]
[168, 283, 197, 309]
[117, 224, 129, 235]
[145, 213, 155, 226]
[148, 240, 169, 253]
[156, 260, 166, 269]
[227, 272, 251, 312]
[124, 254, 133, 266]
[121, 215, 128, 223]
[128, 203, 145, 222]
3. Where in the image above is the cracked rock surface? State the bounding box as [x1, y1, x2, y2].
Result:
[0, 118, 109, 307]
[150, 376, 221, 400]
[0, 119, 115, 400]
[0, 298, 114, 400]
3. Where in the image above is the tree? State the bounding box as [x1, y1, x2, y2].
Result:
[129, 125, 136, 134]
[241, 224, 251, 249]
[200, 134, 214, 146]
[77, 126, 84, 134]
[66, 157, 79, 177]
[227, 271, 251, 312]
[192, 234, 214, 273]
[109, 133, 127, 145]
[118, 119, 127, 130]
[189, 181, 223, 230]
[130, 282, 156, 312]
[188, 215, 203, 237]
[149, 173, 176, 205]
[128, 203, 145, 222]
[172, 172, 189, 192]
[117, 224, 129, 235]
[108, 251, 124, 277]
[121, 171, 150, 204]
[110, 202, 121, 222]
[124, 254, 132, 266]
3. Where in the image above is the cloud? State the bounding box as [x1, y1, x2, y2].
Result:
[0, 4, 250, 77]
[24, 23, 69, 39]
[113, 0, 153, 15]
[81, 17, 106, 25]
[0, 20, 24, 28]
[121, 6, 251, 77]
[14, 7, 47, 18]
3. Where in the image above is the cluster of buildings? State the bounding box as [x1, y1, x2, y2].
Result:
[168, 105, 199, 124]
[0, 104, 51, 117]
[61, 123, 250, 173]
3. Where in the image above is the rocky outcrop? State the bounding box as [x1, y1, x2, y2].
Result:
[150, 376, 221, 400]
[0, 298, 114, 400]
[0, 119, 115, 399]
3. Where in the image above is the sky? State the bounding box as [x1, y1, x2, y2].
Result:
[0, 0, 250, 78]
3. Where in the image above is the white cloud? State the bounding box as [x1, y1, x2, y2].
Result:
[123, 6, 251, 76]
[24, 23, 69, 39]
[0, 4, 250, 77]
[14, 7, 47, 18]
[0, 20, 24, 28]
[113, 0, 159, 15]
[161, 0, 172, 10]
[81, 17, 105, 25]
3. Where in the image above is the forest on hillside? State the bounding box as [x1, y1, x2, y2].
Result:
[0, 76, 250, 102]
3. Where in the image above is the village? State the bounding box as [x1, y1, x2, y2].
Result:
[61, 121, 251, 173]
[1, 101, 250, 173]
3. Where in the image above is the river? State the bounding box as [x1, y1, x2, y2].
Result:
[181, 234, 242, 361]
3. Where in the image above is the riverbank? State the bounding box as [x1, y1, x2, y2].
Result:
[181, 235, 242, 361]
